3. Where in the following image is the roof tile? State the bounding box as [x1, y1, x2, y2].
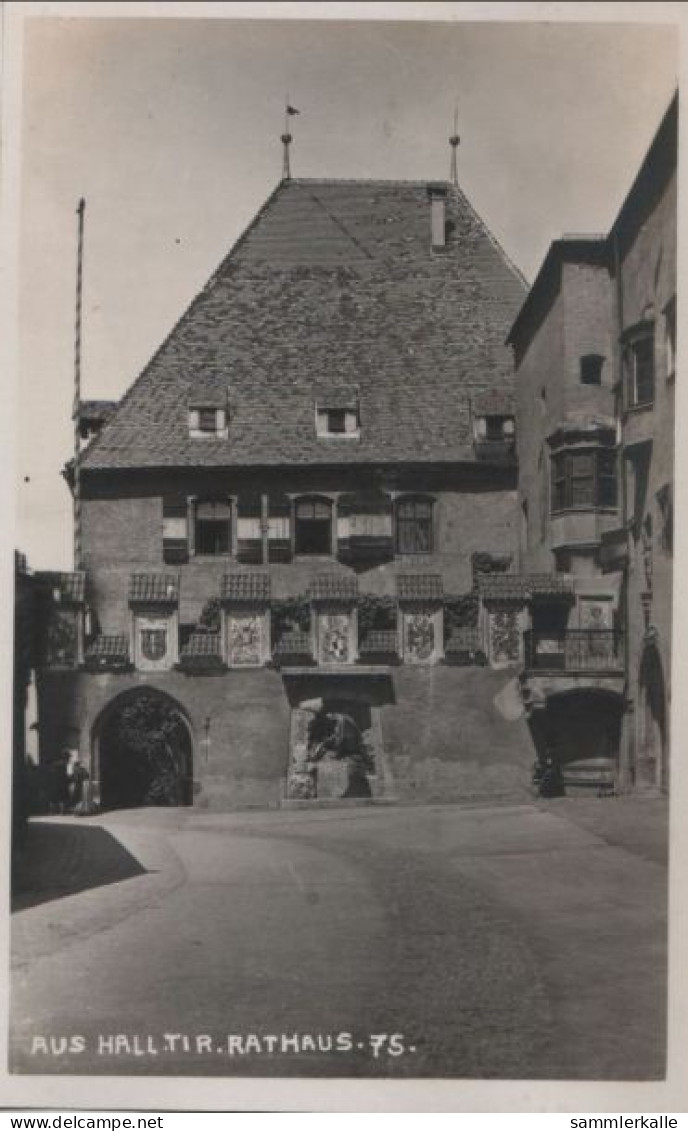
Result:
[308, 575, 358, 602]
[129, 573, 179, 603]
[396, 573, 444, 601]
[37, 571, 86, 604]
[85, 634, 130, 661]
[478, 573, 574, 600]
[81, 179, 526, 472]
[221, 571, 271, 602]
[180, 633, 221, 658]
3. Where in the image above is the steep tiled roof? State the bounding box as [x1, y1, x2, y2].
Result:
[79, 400, 117, 422]
[82, 179, 526, 471]
[471, 389, 515, 415]
[396, 573, 444, 601]
[221, 572, 271, 602]
[128, 573, 179, 604]
[308, 575, 358, 602]
[36, 571, 86, 604]
[478, 574, 574, 600]
[314, 384, 359, 409]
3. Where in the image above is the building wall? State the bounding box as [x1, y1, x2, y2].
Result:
[81, 468, 518, 635]
[515, 259, 615, 576]
[561, 261, 615, 417]
[619, 168, 676, 790]
[36, 664, 536, 810]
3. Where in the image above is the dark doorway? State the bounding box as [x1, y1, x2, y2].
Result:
[97, 691, 193, 809]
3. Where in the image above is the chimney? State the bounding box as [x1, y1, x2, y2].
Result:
[427, 183, 447, 250]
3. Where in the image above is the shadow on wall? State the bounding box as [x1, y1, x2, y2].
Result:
[11, 821, 147, 912]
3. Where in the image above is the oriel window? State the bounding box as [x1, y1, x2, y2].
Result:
[550, 449, 617, 512]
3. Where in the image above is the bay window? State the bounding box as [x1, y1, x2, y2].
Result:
[550, 449, 617, 512]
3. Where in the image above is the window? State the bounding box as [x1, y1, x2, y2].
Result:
[396, 496, 433, 554]
[326, 409, 347, 434]
[475, 415, 515, 441]
[316, 405, 360, 437]
[195, 499, 231, 555]
[188, 404, 228, 438]
[580, 354, 604, 386]
[550, 448, 617, 512]
[664, 297, 676, 380]
[162, 496, 189, 563]
[624, 329, 655, 407]
[295, 497, 333, 556]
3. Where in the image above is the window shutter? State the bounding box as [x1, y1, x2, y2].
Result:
[163, 496, 189, 563]
[268, 496, 292, 562]
[237, 496, 263, 564]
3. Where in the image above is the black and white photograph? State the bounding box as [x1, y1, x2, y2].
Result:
[3, 0, 686, 1112]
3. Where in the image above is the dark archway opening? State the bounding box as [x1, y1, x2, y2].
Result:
[529, 690, 623, 795]
[97, 691, 193, 810]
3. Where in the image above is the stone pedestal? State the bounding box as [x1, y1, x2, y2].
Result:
[314, 756, 350, 799]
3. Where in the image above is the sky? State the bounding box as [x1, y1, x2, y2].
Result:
[11, 6, 679, 570]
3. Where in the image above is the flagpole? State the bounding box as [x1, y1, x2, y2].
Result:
[73, 198, 86, 572]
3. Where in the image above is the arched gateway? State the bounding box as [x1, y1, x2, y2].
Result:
[91, 688, 193, 810]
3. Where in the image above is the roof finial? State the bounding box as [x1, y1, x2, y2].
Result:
[282, 97, 300, 180]
[449, 103, 460, 186]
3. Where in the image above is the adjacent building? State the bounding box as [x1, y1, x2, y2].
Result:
[507, 94, 676, 793]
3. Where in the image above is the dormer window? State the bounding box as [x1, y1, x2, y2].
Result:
[475, 414, 515, 442]
[189, 406, 227, 438]
[198, 408, 219, 433]
[314, 386, 360, 439]
[188, 387, 229, 439]
[326, 409, 347, 434]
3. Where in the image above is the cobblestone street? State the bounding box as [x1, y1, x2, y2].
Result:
[11, 798, 668, 1080]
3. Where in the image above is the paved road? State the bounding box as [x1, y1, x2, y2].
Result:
[10, 800, 667, 1079]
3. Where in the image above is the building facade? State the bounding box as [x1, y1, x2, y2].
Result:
[507, 95, 676, 793]
[36, 177, 539, 810]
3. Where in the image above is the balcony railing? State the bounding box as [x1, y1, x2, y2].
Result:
[524, 629, 624, 673]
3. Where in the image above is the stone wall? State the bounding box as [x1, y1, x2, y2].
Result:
[36, 664, 536, 811]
